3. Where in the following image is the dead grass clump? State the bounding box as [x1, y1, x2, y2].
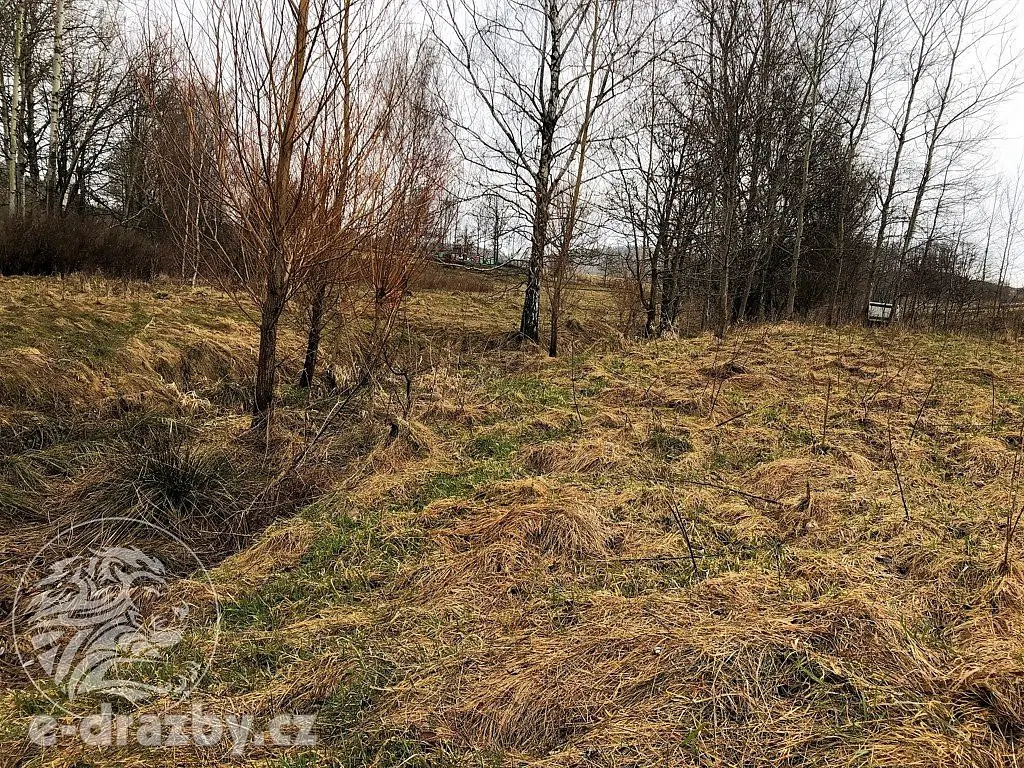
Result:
[478, 477, 554, 505]
[979, 559, 1024, 616]
[377, 417, 443, 463]
[720, 503, 782, 543]
[213, 518, 320, 593]
[726, 372, 774, 391]
[61, 432, 239, 526]
[947, 436, 1014, 481]
[592, 408, 629, 429]
[441, 502, 610, 564]
[700, 360, 749, 380]
[763, 490, 824, 541]
[418, 394, 494, 427]
[949, 648, 1024, 743]
[391, 588, 927, 760]
[410, 486, 612, 604]
[602, 383, 701, 414]
[521, 442, 561, 474]
[0, 347, 107, 410]
[148, 337, 253, 405]
[830, 443, 877, 473]
[747, 456, 835, 499]
[520, 436, 632, 475]
[277, 607, 372, 647]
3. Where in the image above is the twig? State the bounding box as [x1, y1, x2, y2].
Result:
[712, 408, 755, 429]
[908, 375, 938, 440]
[1001, 418, 1024, 573]
[569, 333, 583, 430]
[708, 376, 724, 421]
[669, 500, 701, 577]
[887, 428, 910, 522]
[822, 377, 832, 442]
[991, 379, 997, 431]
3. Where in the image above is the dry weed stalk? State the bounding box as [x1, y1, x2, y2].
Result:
[668, 499, 701, 577]
[887, 426, 911, 522]
[909, 374, 938, 439]
[1002, 417, 1024, 573]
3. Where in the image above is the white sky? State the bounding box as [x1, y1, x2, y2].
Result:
[979, 3, 1024, 283]
[992, 82, 1024, 177]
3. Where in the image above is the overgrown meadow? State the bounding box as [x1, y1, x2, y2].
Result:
[2, 272, 1024, 767]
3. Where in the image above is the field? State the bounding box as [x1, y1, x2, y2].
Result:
[2, 272, 1024, 767]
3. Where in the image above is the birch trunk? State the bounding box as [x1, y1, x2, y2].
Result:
[46, 0, 67, 212]
[9, 1, 23, 215]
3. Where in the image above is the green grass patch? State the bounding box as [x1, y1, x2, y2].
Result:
[409, 461, 517, 510]
[221, 508, 424, 633]
[485, 375, 570, 410]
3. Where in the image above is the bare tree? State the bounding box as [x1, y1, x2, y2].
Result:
[890, 0, 1017, 311]
[166, 0, 358, 423]
[44, 0, 65, 211]
[8, 0, 23, 214]
[784, 0, 843, 319]
[433, 0, 655, 345]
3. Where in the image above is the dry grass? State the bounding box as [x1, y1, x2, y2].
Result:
[4, 277, 1024, 766]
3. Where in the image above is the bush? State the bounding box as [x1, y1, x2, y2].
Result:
[0, 211, 176, 279]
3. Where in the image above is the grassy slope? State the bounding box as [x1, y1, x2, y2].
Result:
[2, 274, 1024, 767]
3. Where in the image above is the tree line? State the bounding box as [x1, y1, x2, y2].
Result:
[443, 0, 1019, 344]
[0, 0, 1020, 419]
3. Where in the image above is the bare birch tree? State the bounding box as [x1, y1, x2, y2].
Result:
[433, 0, 655, 345]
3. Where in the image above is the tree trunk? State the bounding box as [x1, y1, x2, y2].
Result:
[252, 0, 310, 424]
[548, 292, 559, 357]
[644, 254, 658, 337]
[521, 230, 544, 342]
[717, 157, 739, 338]
[659, 202, 690, 334]
[253, 279, 286, 424]
[9, 2, 23, 215]
[786, 112, 815, 320]
[299, 282, 327, 387]
[47, 0, 66, 212]
[521, 6, 560, 344]
[738, 249, 758, 322]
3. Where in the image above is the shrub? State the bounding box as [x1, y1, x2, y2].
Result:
[0, 211, 176, 279]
